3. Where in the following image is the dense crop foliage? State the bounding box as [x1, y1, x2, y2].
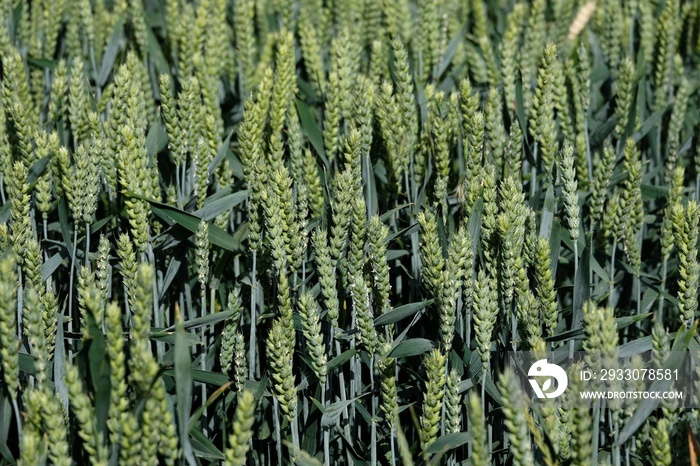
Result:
[1, 0, 700, 464]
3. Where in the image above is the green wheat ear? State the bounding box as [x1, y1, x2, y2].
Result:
[225, 390, 257, 466]
[0, 253, 20, 400]
[467, 392, 489, 466]
[615, 58, 635, 138]
[418, 209, 444, 297]
[297, 292, 327, 384]
[377, 80, 406, 182]
[559, 141, 580, 245]
[445, 369, 462, 434]
[534, 237, 557, 337]
[500, 4, 525, 111]
[419, 348, 446, 456]
[378, 342, 398, 429]
[367, 216, 392, 318]
[499, 367, 534, 466]
[266, 317, 297, 421]
[352, 274, 378, 357]
[567, 362, 592, 466]
[221, 289, 246, 393]
[474, 269, 497, 375]
[650, 417, 672, 466]
[65, 363, 109, 464]
[529, 42, 559, 182]
[41, 388, 73, 466]
[673, 200, 700, 328]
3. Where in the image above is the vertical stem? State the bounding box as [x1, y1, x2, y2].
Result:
[656, 125, 662, 177]
[350, 308, 357, 436]
[291, 414, 300, 459]
[457, 296, 464, 342]
[658, 256, 668, 320]
[85, 223, 90, 266]
[52, 312, 67, 409]
[148, 244, 163, 361]
[11, 397, 22, 437]
[210, 286, 215, 316]
[609, 240, 617, 308]
[393, 215, 402, 297]
[335, 340, 353, 465]
[178, 292, 184, 331]
[591, 399, 600, 465]
[249, 250, 257, 378]
[466, 302, 471, 347]
[365, 154, 372, 215]
[531, 144, 538, 199]
[390, 426, 396, 466]
[302, 254, 306, 292]
[481, 372, 486, 412]
[16, 267, 22, 338]
[391, 360, 398, 466]
[589, 233, 594, 286]
[273, 398, 282, 462]
[322, 387, 329, 466]
[613, 420, 621, 466]
[68, 228, 78, 360]
[180, 161, 187, 206]
[406, 169, 419, 302]
[201, 291, 207, 431]
[635, 274, 641, 316]
[404, 172, 412, 208]
[370, 358, 377, 466]
[410, 231, 420, 304]
[354, 353, 362, 442]
[511, 302, 517, 355]
[176, 164, 182, 206]
[584, 118, 591, 184]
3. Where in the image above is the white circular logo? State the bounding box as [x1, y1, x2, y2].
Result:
[528, 359, 568, 399]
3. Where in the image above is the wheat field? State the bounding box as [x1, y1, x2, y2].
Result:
[0, 0, 699, 464]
